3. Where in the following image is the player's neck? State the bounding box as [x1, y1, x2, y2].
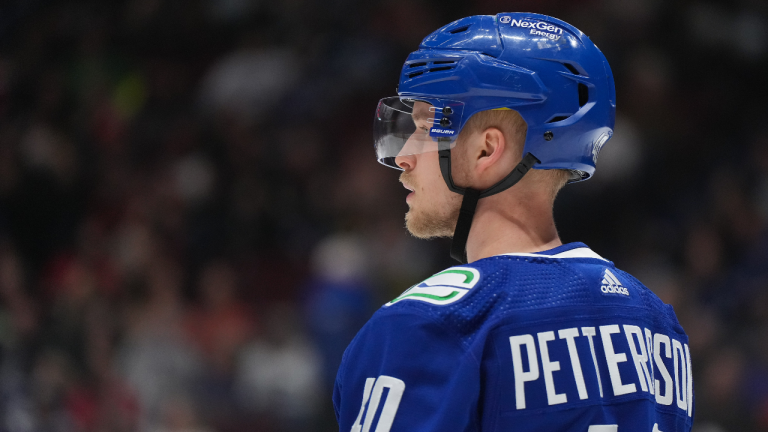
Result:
[464, 192, 561, 263]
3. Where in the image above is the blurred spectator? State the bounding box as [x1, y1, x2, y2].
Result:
[185, 260, 255, 372]
[235, 304, 321, 431]
[118, 258, 203, 430]
[303, 233, 375, 388]
[197, 38, 300, 123]
[184, 260, 255, 429]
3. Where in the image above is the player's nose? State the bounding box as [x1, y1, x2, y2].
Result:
[395, 153, 415, 171]
[395, 135, 419, 170]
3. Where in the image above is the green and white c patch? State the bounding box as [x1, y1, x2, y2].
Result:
[385, 267, 481, 306]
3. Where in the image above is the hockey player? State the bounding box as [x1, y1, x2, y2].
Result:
[334, 13, 693, 432]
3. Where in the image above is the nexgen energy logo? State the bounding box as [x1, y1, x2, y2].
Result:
[508, 19, 564, 41]
[386, 267, 480, 306]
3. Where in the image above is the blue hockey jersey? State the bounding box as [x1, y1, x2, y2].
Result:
[333, 243, 693, 432]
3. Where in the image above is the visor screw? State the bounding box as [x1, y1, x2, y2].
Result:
[544, 131, 554, 141]
[443, 107, 453, 115]
[440, 117, 451, 127]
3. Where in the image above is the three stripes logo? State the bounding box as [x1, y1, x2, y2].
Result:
[600, 269, 629, 296]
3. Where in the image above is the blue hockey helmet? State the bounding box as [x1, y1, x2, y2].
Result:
[374, 12, 616, 181]
[373, 13, 616, 263]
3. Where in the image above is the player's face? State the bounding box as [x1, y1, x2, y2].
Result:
[395, 102, 462, 239]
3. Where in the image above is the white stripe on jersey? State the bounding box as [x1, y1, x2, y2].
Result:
[500, 247, 608, 262]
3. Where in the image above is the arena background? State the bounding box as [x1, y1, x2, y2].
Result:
[0, 0, 767, 431]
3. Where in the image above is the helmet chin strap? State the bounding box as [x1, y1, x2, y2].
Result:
[437, 148, 540, 263]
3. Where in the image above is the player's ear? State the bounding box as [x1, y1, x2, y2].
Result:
[474, 127, 506, 175]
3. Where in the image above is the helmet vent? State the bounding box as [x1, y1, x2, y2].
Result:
[547, 115, 571, 123]
[426, 60, 458, 73]
[578, 83, 589, 107]
[404, 59, 459, 79]
[560, 62, 589, 106]
[449, 25, 471, 34]
[562, 63, 580, 75]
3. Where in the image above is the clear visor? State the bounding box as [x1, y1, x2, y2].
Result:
[373, 97, 465, 169]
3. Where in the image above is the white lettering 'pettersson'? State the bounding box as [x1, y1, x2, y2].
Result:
[624, 325, 654, 393]
[508, 324, 692, 416]
[510, 335, 539, 409]
[581, 326, 604, 398]
[600, 325, 637, 396]
[644, 328, 656, 393]
[672, 339, 688, 412]
[538, 331, 567, 405]
[654, 333, 674, 406]
[558, 328, 589, 400]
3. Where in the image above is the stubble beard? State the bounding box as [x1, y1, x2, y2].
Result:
[401, 173, 462, 239]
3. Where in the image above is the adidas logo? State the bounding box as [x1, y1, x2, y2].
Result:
[600, 269, 629, 296]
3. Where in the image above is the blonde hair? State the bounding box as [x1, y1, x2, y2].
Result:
[457, 109, 570, 201]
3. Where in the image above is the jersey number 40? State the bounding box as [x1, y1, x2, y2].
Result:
[351, 375, 405, 432]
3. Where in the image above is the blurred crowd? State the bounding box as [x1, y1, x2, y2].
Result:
[0, 0, 767, 431]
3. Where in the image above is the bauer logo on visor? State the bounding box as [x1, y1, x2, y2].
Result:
[373, 97, 465, 169]
[430, 128, 456, 136]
